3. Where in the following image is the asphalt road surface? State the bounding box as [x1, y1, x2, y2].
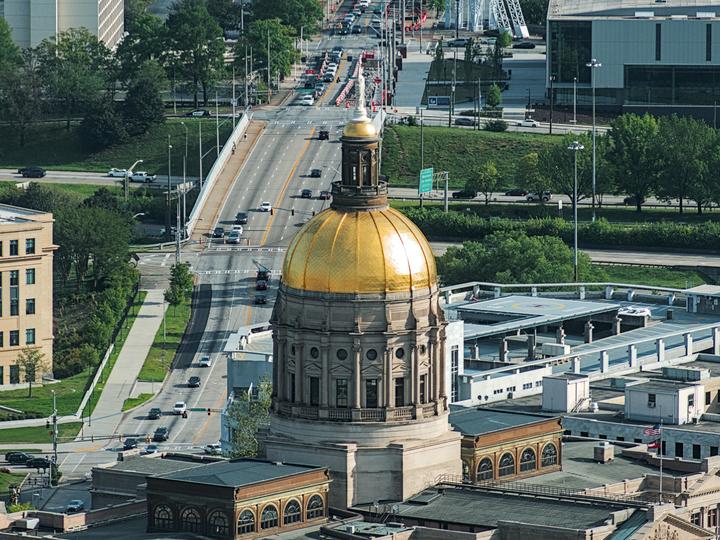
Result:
[0, 169, 192, 188]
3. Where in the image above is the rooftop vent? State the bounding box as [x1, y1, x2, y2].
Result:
[697, 12, 716, 18]
[594, 442, 614, 463]
[635, 11, 654, 17]
[670, 15, 687, 19]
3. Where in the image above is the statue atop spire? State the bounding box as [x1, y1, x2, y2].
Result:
[354, 63, 367, 120]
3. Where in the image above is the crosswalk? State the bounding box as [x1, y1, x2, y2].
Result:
[268, 119, 346, 129]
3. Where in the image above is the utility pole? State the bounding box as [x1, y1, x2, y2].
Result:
[198, 121, 203, 189]
[51, 390, 58, 468]
[215, 90, 220, 158]
[572, 76, 577, 125]
[232, 66, 236, 128]
[568, 141, 584, 282]
[455, 0, 460, 39]
[267, 27, 271, 102]
[166, 137, 172, 240]
[401, 0, 406, 44]
[549, 75, 554, 135]
[175, 184, 181, 264]
[587, 58, 602, 222]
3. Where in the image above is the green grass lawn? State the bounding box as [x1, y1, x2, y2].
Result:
[138, 298, 192, 383]
[382, 125, 558, 190]
[0, 448, 41, 454]
[0, 181, 118, 201]
[594, 265, 709, 289]
[0, 118, 232, 176]
[122, 393, 154, 412]
[82, 292, 147, 418]
[0, 373, 89, 418]
[0, 422, 82, 444]
[0, 471, 28, 495]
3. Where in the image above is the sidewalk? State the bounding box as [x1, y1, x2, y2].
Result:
[190, 120, 266, 244]
[77, 289, 166, 441]
[394, 41, 434, 109]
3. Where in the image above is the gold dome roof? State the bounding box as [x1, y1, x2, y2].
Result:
[281, 207, 437, 294]
[343, 116, 377, 138]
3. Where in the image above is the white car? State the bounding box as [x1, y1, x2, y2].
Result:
[619, 306, 652, 318]
[204, 442, 222, 455]
[259, 201, 272, 212]
[327, 62, 338, 69]
[519, 119, 540, 128]
[299, 96, 315, 106]
[199, 355, 212, 367]
[173, 401, 187, 415]
[130, 171, 157, 183]
[107, 168, 127, 177]
[232, 224, 244, 233]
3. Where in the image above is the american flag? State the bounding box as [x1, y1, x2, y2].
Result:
[643, 424, 661, 436]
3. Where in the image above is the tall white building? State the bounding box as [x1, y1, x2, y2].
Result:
[1, 0, 123, 49]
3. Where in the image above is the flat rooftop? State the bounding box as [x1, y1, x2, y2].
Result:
[0, 203, 46, 224]
[156, 458, 325, 488]
[549, 0, 720, 18]
[449, 407, 558, 436]
[626, 379, 701, 393]
[98, 455, 208, 476]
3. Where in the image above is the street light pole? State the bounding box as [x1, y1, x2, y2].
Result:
[198, 121, 203, 189]
[455, 0, 460, 39]
[586, 58, 602, 222]
[166, 138, 173, 240]
[568, 141, 584, 282]
[181, 122, 188, 225]
[215, 90, 220, 158]
[549, 75, 555, 135]
[572, 76, 577, 125]
[124, 159, 143, 201]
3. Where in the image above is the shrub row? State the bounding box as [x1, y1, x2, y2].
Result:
[401, 208, 720, 250]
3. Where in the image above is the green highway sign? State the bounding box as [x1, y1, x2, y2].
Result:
[419, 167, 433, 195]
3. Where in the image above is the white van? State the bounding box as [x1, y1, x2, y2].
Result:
[199, 355, 212, 367]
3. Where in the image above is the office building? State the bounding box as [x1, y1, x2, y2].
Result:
[0, 205, 55, 385]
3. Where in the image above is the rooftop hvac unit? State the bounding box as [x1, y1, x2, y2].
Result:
[635, 11, 654, 17]
[697, 12, 716, 18]
[594, 442, 614, 463]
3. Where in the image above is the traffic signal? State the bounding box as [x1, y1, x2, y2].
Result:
[270, 209, 274, 215]
[291, 209, 295, 216]
[207, 408, 211, 416]
[45, 420, 50, 429]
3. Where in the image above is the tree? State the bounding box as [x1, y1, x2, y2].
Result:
[498, 30, 513, 48]
[236, 18, 298, 83]
[654, 115, 716, 214]
[169, 262, 194, 301]
[123, 60, 167, 136]
[252, 0, 323, 34]
[485, 83, 502, 109]
[520, 0, 549, 25]
[463, 38, 474, 83]
[36, 28, 114, 130]
[537, 133, 592, 205]
[78, 100, 128, 152]
[227, 377, 272, 457]
[437, 232, 601, 286]
[607, 113, 659, 212]
[84, 187, 124, 212]
[116, 11, 166, 82]
[207, 0, 244, 34]
[467, 161, 500, 204]
[0, 18, 20, 74]
[16, 348, 46, 397]
[517, 152, 551, 197]
[0, 50, 44, 146]
[165, 0, 226, 107]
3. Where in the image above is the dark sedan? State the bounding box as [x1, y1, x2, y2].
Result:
[188, 376, 201, 388]
[504, 188, 528, 196]
[153, 427, 169, 442]
[212, 227, 225, 238]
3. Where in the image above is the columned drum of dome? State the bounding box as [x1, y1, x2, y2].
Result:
[263, 67, 461, 509]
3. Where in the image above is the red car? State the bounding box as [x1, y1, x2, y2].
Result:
[256, 280, 268, 291]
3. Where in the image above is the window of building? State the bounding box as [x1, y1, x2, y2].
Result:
[26, 329, 35, 345]
[10, 287, 18, 317]
[309, 377, 319, 406]
[635, 439, 642, 444]
[477, 458, 494, 481]
[336, 349, 348, 360]
[549, 20, 592, 83]
[675, 442, 684, 458]
[541, 443, 558, 467]
[261, 505, 279, 529]
[366, 348, 377, 360]
[290, 374, 295, 403]
[208, 510, 229, 536]
[520, 448, 536, 472]
[306, 495, 324, 520]
[9, 240, 17, 256]
[26, 269, 35, 285]
[10, 271, 18, 286]
[691, 511, 701, 526]
[580, 431, 589, 438]
[284, 500, 302, 525]
[662, 440, 666, 456]
[9, 366, 18, 384]
[707, 24, 713, 62]
[365, 379, 378, 408]
[493, 388, 504, 395]
[0, 241, 3, 256]
[180, 508, 201, 533]
[9, 331, 18, 347]
[522, 382, 532, 390]
[394, 377, 405, 407]
[616, 436, 624, 442]
[707, 391, 712, 405]
[648, 393, 656, 407]
[237, 510, 255, 534]
[711, 446, 718, 457]
[709, 508, 718, 529]
[498, 453, 515, 477]
[462, 461, 470, 482]
[599, 434, 607, 440]
[693, 444, 701, 459]
[153, 505, 173, 529]
[25, 239, 35, 255]
[655, 23, 662, 61]
[506, 386, 516, 393]
[688, 394, 695, 408]
[450, 345, 459, 402]
[0, 332, 3, 347]
[535, 380, 542, 387]
[395, 348, 405, 358]
[26, 298, 35, 315]
[419, 374, 427, 403]
[336, 379, 348, 407]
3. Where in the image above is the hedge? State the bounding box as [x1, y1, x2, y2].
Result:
[401, 208, 720, 250]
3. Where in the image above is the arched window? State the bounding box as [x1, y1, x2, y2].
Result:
[237, 509, 255, 534]
[284, 499, 302, 524]
[208, 510, 229, 537]
[520, 448, 537, 472]
[180, 507, 201, 532]
[153, 505, 173, 529]
[542, 443, 558, 467]
[261, 504, 279, 529]
[462, 461, 470, 482]
[477, 458, 494, 481]
[306, 495, 324, 519]
[498, 453, 515, 477]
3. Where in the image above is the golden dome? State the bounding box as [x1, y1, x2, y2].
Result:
[281, 207, 437, 294]
[343, 117, 377, 138]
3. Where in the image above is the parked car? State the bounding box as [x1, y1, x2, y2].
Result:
[299, 95, 315, 106]
[318, 130, 330, 140]
[235, 212, 248, 224]
[173, 401, 187, 415]
[323, 73, 335, 82]
[447, 38, 469, 47]
[319, 190, 331, 200]
[452, 189, 477, 199]
[199, 355, 212, 367]
[623, 195, 645, 206]
[153, 427, 169, 442]
[254, 295, 267, 305]
[526, 191, 552, 202]
[232, 224, 244, 233]
[519, 119, 540, 128]
[66, 500, 85, 513]
[130, 171, 156, 183]
[454, 117, 477, 126]
[259, 201, 272, 212]
[301, 189, 313, 199]
[310, 169, 322, 178]
[504, 188, 528, 196]
[141, 444, 158, 455]
[107, 168, 127, 177]
[188, 109, 210, 117]
[21, 167, 46, 178]
[148, 408, 162, 420]
[6, 452, 32, 464]
[212, 227, 225, 238]
[227, 230, 241, 244]
[188, 376, 201, 388]
[26, 457, 51, 469]
[256, 279, 268, 291]
[513, 41, 536, 49]
[123, 438, 138, 450]
[204, 443, 222, 455]
[619, 306, 652, 317]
